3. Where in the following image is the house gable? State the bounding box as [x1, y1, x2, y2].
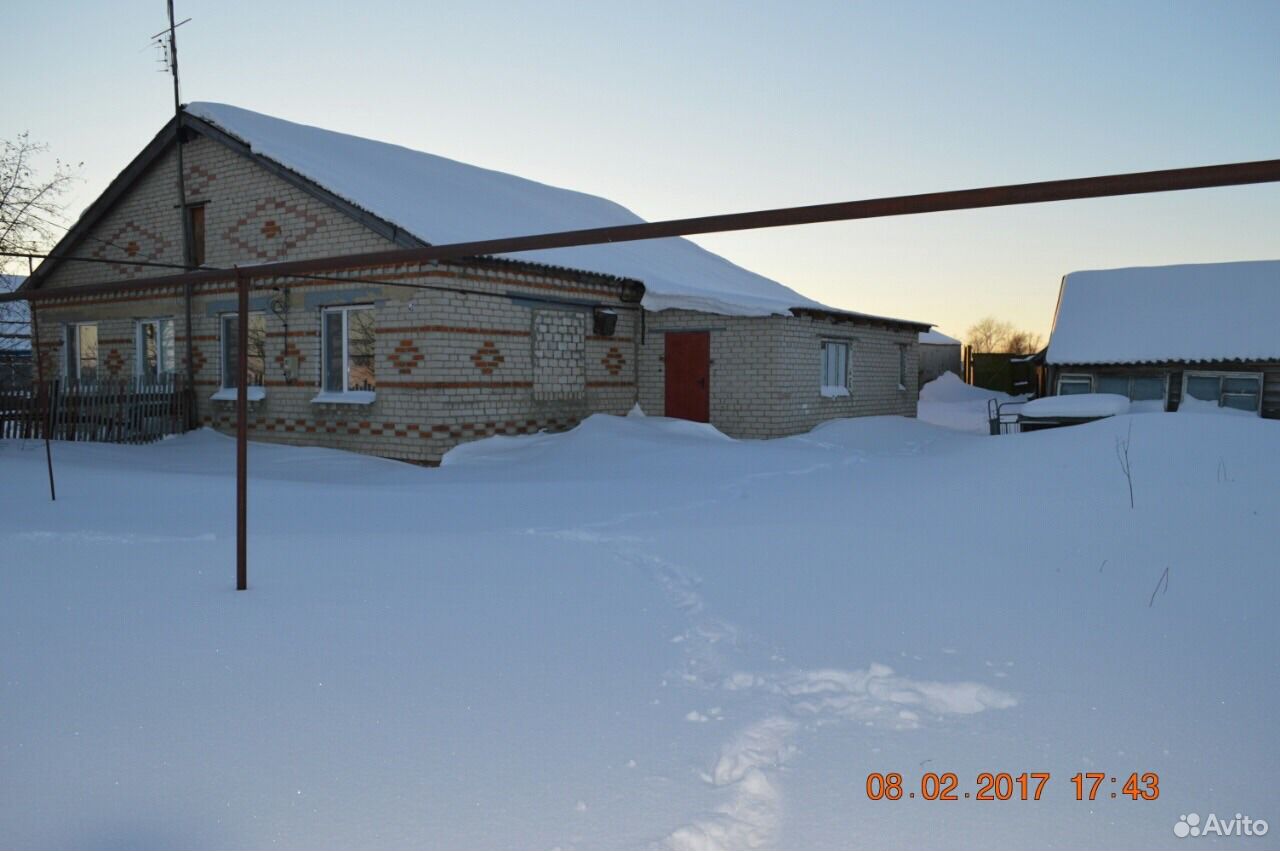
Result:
[33, 122, 407, 291]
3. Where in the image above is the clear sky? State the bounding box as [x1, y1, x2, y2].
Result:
[7, 0, 1278, 338]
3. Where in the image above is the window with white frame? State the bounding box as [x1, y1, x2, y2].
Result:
[321, 305, 376, 395]
[64, 322, 98, 383]
[219, 312, 267, 389]
[136, 318, 177, 382]
[1057, 374, 1092, 395]
[821, 340, 849, 397]
[1096, 374, 1166, 403]
[1182, 371, 1262, 413]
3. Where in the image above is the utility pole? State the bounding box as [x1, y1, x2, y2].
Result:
[162, 0, 198, 429]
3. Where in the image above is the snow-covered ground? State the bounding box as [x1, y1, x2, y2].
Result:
[2, 410, 1276, 850]
[917, 371, 1026, 434]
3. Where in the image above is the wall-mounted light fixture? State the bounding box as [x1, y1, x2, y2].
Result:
[593, 307, 618, 337]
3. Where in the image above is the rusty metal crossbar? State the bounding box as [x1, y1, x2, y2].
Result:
[4, 156, 1277, 592]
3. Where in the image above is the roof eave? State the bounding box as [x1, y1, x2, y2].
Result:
[789, 305, 932, 333]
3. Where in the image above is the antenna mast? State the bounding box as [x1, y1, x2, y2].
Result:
[166, 0, 189, 235]
[162, 0, 197, 427]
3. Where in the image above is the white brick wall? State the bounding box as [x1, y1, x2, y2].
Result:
[638, 309, 918, 438]
[34, 262, 637, 465]
[533, 310, 587, 400]
[31, 125, 919, 460]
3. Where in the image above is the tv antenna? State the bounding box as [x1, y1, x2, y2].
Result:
[149, 6, 190, 84]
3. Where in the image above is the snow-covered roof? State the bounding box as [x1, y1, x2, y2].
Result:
[918, 329, 961, 346]
[187, 103, 919, 321]
[1046, 260, 1280, 365]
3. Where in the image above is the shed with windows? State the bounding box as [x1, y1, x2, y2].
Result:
[1043, 260, 1280, 418]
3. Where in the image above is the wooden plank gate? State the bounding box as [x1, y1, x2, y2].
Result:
[0, 376, 191, 444]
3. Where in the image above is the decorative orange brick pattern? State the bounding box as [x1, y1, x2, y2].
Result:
[92, 221, 173, 277]
[202, 414, 579, 443]
[103, 349, 126, 377]
[190, 344, 208, 375]
[225, 197, 326, 261]
[601, 346, 626, 376]
[376, 325, 531, 337]
[377, 380, 533, 390]
[184, 164, 216, 197]
[469, 341, 504, 375]
[388, 339, 424, 375]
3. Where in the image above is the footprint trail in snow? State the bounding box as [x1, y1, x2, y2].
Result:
[535, 489, 1016, 851]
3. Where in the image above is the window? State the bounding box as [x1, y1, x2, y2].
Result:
[1183, 371, 1262, 413]
[1057, 374, 1092, 395]
[898, 344, 908, 390]
[185, 204, 206, 268]
[821, 341, 849, 397]
[64, 322, 98, 383]
[136, 318, 176, 382]
[1096, 374, 1166, 402]
[321, 305, 376, 395]
[219, 312, 266, 389]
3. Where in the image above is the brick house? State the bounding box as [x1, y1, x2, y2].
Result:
[20, 103, 930, 463]
[1043, 260, 1280, 418]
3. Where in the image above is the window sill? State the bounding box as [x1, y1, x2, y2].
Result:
[310, 391, 376, 406]
[820, 386, 850, 398]
[211, 387, 266, 402]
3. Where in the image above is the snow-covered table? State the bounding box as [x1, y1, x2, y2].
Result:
[1015, 393, 1130, 431]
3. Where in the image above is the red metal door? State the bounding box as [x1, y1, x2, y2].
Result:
[664, 332, 710, 422]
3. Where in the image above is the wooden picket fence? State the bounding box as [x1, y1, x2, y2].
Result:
[0, 376, 190, 444]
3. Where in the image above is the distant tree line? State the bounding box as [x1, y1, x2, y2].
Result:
[965, 316, 1043, 354]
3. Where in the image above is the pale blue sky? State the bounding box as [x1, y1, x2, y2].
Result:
[7, 1, 1278, 337]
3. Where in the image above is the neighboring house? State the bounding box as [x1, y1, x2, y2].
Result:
[18, 103, 929, 463]
[1043, 260, 1280, 418]
[917, 329, 962, 385]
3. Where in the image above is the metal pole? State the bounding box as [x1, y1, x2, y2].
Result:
[167, 1, 197, 431]
[29, 305, 55, 502]
[184, 280, 195, 428]
[4, 157, 1278, 309]
[235, 268, 248, 590]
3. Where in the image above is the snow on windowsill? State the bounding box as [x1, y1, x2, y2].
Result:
[210, 387, 266, 402]
[820, 386, 850, 398]
[310, 391, 376, 405]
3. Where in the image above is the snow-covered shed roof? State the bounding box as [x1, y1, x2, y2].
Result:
[185, 103, 922, 323]
[919, 329, 961, 346]
[1045, 260, 1280, 365]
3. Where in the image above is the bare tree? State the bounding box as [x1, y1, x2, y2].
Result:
[1004, 329, 1044, 355]
[1, 133, 80, 351]
[1115, 421, 1134, 509]
[965, 316, 1015, 353]
[965, 316, 1043, 354]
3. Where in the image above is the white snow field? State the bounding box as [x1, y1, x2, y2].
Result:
[2, 411, 1277, 850]
[917, 371, 1026, 434]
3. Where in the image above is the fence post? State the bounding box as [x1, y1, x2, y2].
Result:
[31, 310, 55, 501]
